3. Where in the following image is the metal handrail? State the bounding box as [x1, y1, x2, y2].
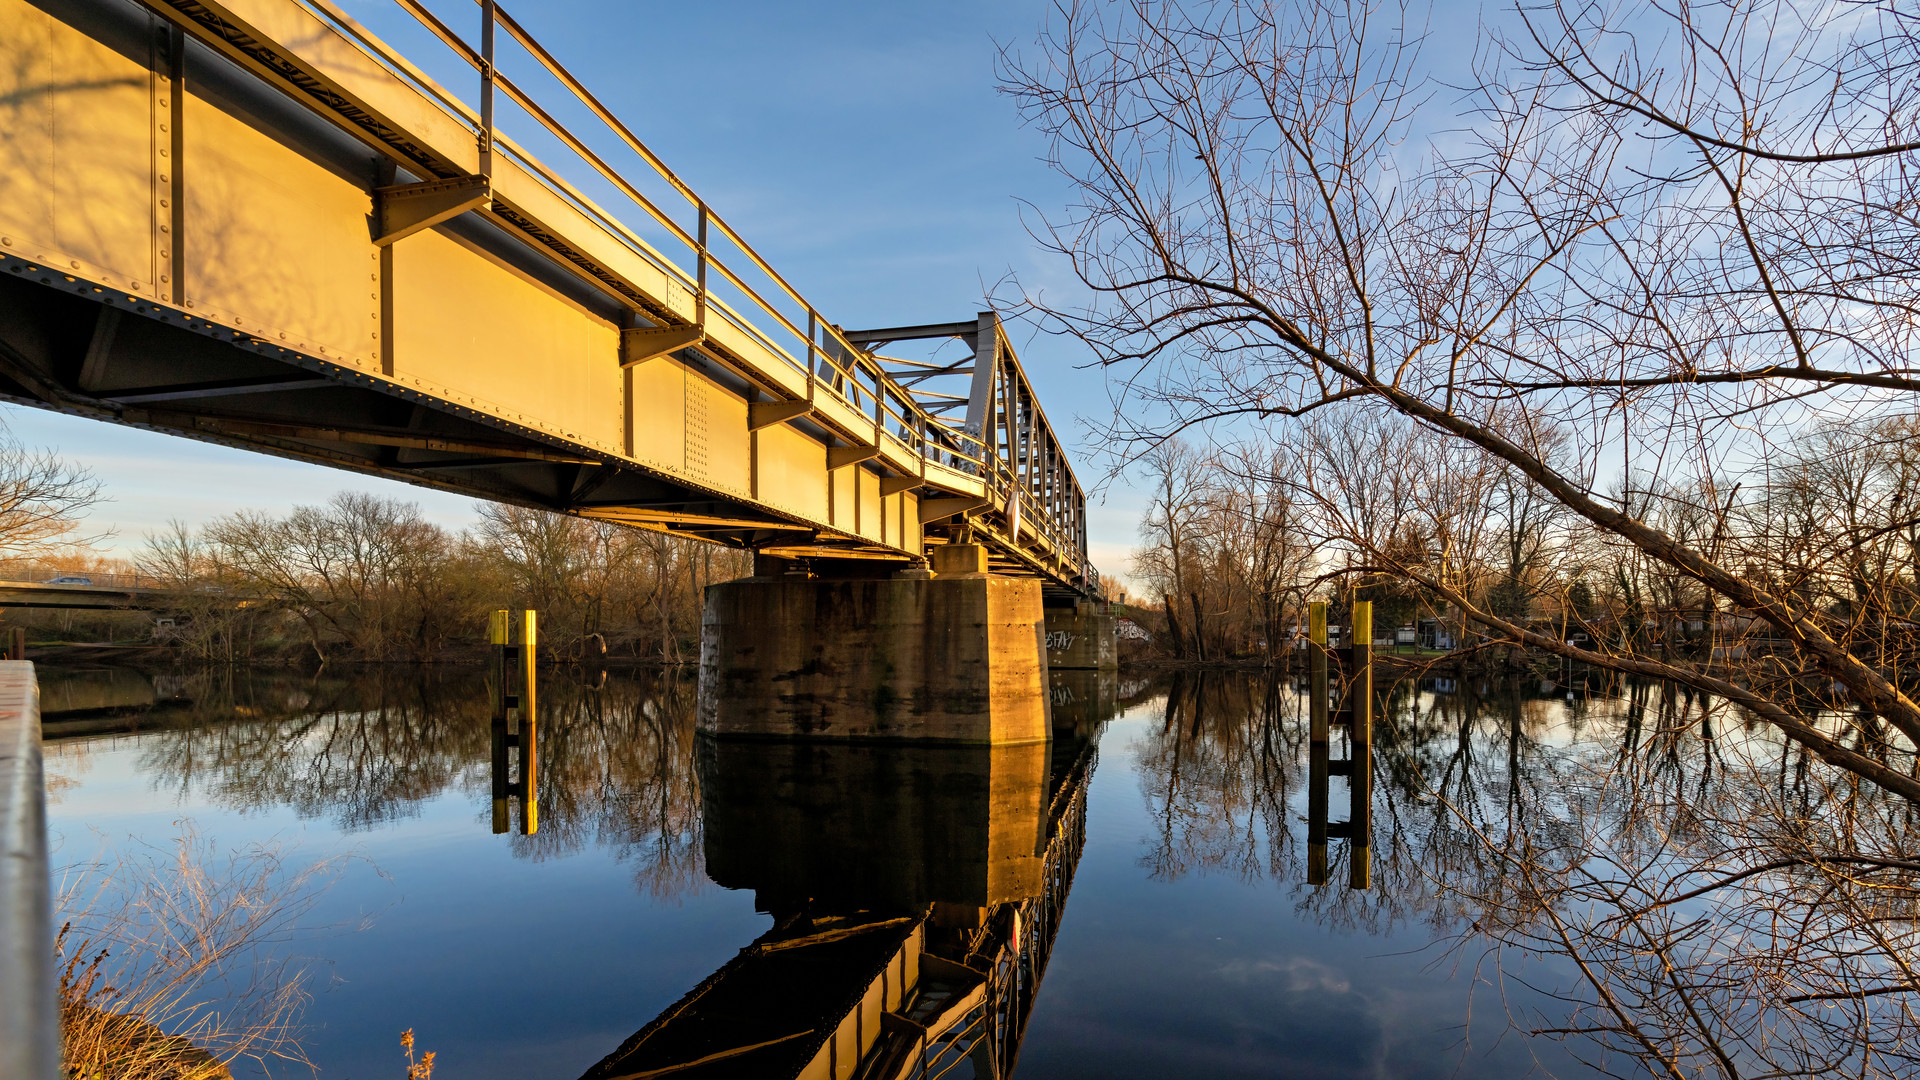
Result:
[355, 0, 966, 427]
[296, 0, 1097, 586]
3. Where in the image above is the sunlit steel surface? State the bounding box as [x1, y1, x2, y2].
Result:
[0, 0, 1098, 594]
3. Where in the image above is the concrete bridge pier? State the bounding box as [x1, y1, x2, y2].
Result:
[1044, 600, 1119, 671]
[697, 545, 1053, 743]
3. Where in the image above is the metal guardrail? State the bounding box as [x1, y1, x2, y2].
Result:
[306, 0, 990, 455]
[0, 661, 59, 1080]
[3, 569, 160, 590]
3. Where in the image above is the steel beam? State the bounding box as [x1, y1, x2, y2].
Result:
[748, 399, 811, 431]
[123, 410, 599, 464]
[920, 497, 989, 524]
[963, 312, 998, 440]
[827, 444, 880, 470]
[373, 175, 491, 245]
[103, 376, 335, 403]
[621, 324, 706, 368]
[841, 321, 980, 346]
[76, 306, 121, 392]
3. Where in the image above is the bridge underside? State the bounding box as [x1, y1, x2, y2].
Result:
[0, 0, 1097, 598]
[0, 268, 926, 561]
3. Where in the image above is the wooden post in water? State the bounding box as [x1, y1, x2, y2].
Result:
[489, 609, 510, 834]
[1309, 602, 1328, 743]
[488, 609, 539, 836]
[1307, 601, 1329, 886]
[519, 609, 538, 836]
[1348, 600, 1372, 890]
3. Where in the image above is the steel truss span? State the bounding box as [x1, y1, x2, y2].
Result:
[0, 0, 1098, 596]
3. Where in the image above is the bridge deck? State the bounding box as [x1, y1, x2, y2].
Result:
[0, 0, 1097, 594]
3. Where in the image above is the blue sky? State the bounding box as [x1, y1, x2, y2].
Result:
[8, 0, 1144, 572]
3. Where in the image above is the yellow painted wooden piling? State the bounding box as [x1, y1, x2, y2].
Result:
[488, 609, 539, 835]
[1309, 602, 1328, 744]
[520, 610, 538, 836]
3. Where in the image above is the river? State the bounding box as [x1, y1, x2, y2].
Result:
[41, 662, 1750, 1078]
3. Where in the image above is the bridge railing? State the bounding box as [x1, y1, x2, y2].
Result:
[315, 0, 1001, 457]
[295, 0, 1092, 587]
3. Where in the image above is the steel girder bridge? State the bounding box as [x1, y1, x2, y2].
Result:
[0, 0, 1099, 595]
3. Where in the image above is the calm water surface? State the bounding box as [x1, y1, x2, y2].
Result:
[41, 664, 1615, 1078]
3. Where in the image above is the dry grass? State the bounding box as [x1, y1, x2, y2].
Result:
[54, 823, 356, 1079]
[400, 1028, 435, 1080]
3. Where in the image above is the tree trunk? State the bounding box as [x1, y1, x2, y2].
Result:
[1189, 591, 1209, 662]
[1163, 595, 1188, 659]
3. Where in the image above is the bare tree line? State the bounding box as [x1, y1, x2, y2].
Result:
[1131, 669, 1920, 1076]
[1130, 440, 1313, 660]
[1007, 0, 1920, 799]
[126, 492, 747, 664]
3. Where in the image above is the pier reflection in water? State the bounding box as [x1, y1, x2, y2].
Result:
[581, 662, 1120, 1080]
[583, 735, 1097, 1080]
[36, 661, 1704, 1078]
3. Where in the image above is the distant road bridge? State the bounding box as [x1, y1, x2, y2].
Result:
[0, 0, 1098, 594]
[0, 577, 174, 610]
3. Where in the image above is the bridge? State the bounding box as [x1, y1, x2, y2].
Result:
[0, 570, 184, 610]
[0, 0, 1097, 594]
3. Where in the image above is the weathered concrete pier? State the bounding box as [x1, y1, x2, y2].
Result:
[699, 546, 1068, 744]
[1043, 600, 1118, 671]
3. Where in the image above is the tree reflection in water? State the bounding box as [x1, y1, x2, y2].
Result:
[61, 665, 707, 900]
[1136, 670, 1920, 1078]
[47, 663, 1920, 1075]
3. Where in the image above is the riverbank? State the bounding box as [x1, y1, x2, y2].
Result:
[19, 641, 701, 671]
[1120, 646, 1583, 676]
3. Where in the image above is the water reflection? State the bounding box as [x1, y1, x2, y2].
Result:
[1128, 666, 1920, 1077]
[584, 733, 1105, 1080]
[46, 660, 1889, 1077]
[42, 665, 706, 896]
[578, 668, 1143, 1080]
[1134, 668, 1629, 921]
[701, 740, 1057, 912]
[42, 664, 1132, 1079]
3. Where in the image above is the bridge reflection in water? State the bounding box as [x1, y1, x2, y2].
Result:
[33, 661, 1132, 1077]
[581, 727, 1103, 1080]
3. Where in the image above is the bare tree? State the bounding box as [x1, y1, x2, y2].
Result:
[1132, 439, 1210, 656]
[1002, 0, 1920, 799]
[0, 427, 101, 555]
